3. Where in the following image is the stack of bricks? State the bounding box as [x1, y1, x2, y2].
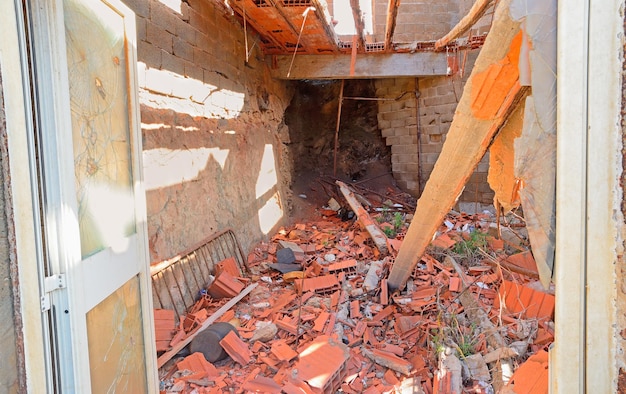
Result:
[375, 78, 420, 195]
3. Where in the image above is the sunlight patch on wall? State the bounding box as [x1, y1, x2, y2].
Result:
[158, 0, 182, 14]
[143, 147, 230, 190]
[255, 144, 278, 199]
[137, 62, 244, 119]
[141, 123, 199, 132]
[258, 192, 283, 234]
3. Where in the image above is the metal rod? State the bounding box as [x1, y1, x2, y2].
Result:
[415, 80, 422, 197]
[333, 79, 345, 177]
[342, 90, 413, 101]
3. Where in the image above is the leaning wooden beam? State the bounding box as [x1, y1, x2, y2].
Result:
[387, 0, 523, 291]
[157, 283, 258, 368]
[434, 0, 493, 50]
[384, 0, 401, 51]
[336, 181, 388, 254]
[349, 0, 366, 52]
[269, 52, 448, 79]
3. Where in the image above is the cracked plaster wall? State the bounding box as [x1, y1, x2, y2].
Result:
[0, 64, 20, 394]
[122, 0, 294, 262]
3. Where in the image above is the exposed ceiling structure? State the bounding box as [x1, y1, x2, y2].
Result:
[227, 0, 488, 56]
[228, 0, 342, 55]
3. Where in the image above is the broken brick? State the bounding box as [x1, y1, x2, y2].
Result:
[294, 335, 350, 393]
[506, 350, 549, 393]
[295, 275, 341, 295]
[215, 256, 241, 278]
[219, 330, 251, 365]
[176, 352, 219, 377]
[208, 271, 244, 299]
[496, 280, 555, 320]
[270, 340, 298, 362]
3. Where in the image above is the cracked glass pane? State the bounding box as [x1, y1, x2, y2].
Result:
[64, 0, 136, 259]
[86, 276, 147, 393]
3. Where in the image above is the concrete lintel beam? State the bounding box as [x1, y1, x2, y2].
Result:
[269, 52, 449, 79]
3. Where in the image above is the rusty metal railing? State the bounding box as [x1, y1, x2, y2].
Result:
[150, 229, 246, 320]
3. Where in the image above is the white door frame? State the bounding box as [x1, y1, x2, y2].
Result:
[553, 0, 622, 392]
[28, 0, 157, 391]
[0, 0, 49, 391]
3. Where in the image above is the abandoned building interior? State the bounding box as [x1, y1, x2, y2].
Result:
[1, 0, 625, 392]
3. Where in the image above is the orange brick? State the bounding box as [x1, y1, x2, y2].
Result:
[506, 350, 548, 393]
[208, 271, 244, 299]
[449, 277, 462, 292]
[271, 340, 298, 361]
[219, 330, 251, 365]
[380, 279, 389, 305]
[497, 280, 555, 320]
[276, 319, 298, 335]
[215, 256, 241, 277]
[313, 311, 330, 332]
[350, 300, 362, 319]
[176, 352, 219, 377]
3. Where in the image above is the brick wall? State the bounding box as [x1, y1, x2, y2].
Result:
[375, 78, 420, 193]
[376, 49, 495, 205]
[122, 0, 293, 261]
[372, 0, 460, 42]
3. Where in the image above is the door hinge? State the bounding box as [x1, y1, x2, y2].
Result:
[41, 274, 66, 312]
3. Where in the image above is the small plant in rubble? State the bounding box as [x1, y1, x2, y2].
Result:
[451, 229, 488, 264]
[430, 313, 480, 359]
[376, 205, 406, 238]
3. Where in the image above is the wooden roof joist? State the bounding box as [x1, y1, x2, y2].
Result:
[435, 0, 493, 50]
[349, 0, 366, 53]
[384, 0, 401, 51]
[269, 52, 448, 79]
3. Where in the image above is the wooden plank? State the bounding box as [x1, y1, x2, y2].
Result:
[349, 0, 366, 53]
[384, 0, 401, 51]
[387, 0, 523, 291]
[336, 181, 388, 254]
[435, 0, 494, 50]
[269, 52, 448, 79]
[156, 283, 258, 368]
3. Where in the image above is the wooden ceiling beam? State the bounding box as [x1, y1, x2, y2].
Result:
[268, 52, 448, 79]
[349, 0, 366, 53]
[384, 0, 401, 51]
[435, 0, 493, 50]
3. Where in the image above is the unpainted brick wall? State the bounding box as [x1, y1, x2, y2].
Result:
[376, 49, 494, 205]
[375, 78, 420, 194]
[122, 0, 294, 262]
[372, 0, 460, 42]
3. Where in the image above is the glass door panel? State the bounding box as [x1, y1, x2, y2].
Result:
[86, 276, 147, 393]
[63, 0, 136, 259]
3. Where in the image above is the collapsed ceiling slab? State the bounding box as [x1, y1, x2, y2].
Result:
[228, 0, 339, 54]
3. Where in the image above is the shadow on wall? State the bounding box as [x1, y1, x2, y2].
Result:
[127, 0, 293, 262]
